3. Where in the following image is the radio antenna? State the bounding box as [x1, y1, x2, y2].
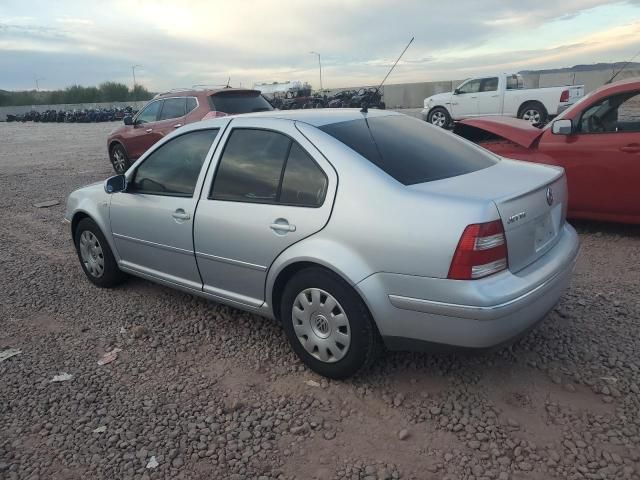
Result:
[361, 36, 414, 113]
[606, 48, 640, 84]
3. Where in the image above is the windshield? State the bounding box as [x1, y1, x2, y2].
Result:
[319, 115, 497, 185]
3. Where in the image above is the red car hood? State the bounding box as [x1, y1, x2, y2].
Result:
[457, 117, 545, 149]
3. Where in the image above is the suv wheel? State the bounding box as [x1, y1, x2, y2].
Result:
[280, 267, 382, 379]
[110, 144, 130, 174]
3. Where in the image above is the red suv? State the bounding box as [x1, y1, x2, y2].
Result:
[107, 88, 273, 173]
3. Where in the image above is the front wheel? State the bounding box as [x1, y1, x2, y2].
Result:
[110, 143, 130, 174]
[427, 107, 451, 128]
[280, 268, 382, 379]
[74, 218, 127, 288]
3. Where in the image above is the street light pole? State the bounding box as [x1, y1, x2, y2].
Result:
[131, 64, 142, 101]
[310, 52, 323, 92]
[34, 76, 44, 92]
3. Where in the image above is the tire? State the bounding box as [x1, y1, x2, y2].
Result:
[427, 107, 451, 128]
[109, 143, 130, 174]
[518, 101, 547, 126]
[74, 218, 127, 288]
[280, 267, 382, 379]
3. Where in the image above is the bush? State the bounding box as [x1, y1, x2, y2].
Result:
[0, 82, 154, 106]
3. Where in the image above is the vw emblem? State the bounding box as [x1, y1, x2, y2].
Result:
[546, 187, 554, 206]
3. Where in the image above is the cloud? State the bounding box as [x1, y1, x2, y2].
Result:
[0, 0, 639, 90]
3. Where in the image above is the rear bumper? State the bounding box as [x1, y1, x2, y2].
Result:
[356, 223, 579, 350]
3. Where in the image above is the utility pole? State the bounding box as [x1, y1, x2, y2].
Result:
[34, 76, 44, 92]
[131, 64, 142, 100]
[310, 52, 323, 92]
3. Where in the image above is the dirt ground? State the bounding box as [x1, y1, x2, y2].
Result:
[0, 121, 639, 480]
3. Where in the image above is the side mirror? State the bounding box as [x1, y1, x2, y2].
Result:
[551, 119, 573, 135]
[123, 115, 133, 126]
[104, 175, 127, 194]
[453, 88, 460, 95]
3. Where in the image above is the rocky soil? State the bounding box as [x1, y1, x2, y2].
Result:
[0, 121, 639, 479]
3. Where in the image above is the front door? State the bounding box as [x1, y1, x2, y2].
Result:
[110, 128, 221, 289]
[451, 78, 481, 118]
[127, 99, 164, 158]
[540, 90, 640, 219]
[194, 118, 337, 308]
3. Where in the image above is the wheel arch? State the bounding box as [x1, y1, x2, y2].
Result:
[517, 100, 547, 118]
[108, 139, 128, 157]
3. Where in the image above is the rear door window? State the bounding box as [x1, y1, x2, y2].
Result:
[211, 129, 290, 202]
[319, 115, 497, 185]
[159, 98, 186, 120]
[209, 91, 274, 114]
[186, 97, 198, 114]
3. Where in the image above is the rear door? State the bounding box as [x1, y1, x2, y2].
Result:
[476, 77, 501, 115]
[154, 97, 189, 137]
[110, 128, 221, 289]
[193, 117, 337, 308]
[127, 99, 164, 158]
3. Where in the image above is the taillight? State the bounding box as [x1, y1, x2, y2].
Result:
[448, 220, 508, 280]
[560, 90, 569, 102]
[202, 111, 228, 120]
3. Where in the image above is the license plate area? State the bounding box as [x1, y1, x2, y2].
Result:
[534, 205, 562, 252]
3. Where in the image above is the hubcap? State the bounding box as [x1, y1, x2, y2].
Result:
[79, 230, 105, 278]
[292, 288, 351, 363]
[112, 149, 126, 173]
[522, 109, 541, 124]
[430, 111, 446, 127]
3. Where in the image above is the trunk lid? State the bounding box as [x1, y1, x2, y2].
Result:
[411, 159, 567, 273]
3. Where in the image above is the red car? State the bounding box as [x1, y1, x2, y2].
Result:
[107, 88, 273, 173]
[454, 78, 640, 224]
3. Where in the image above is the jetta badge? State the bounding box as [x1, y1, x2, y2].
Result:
[546, 187, 554, 206]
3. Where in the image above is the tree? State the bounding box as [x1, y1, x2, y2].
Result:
[99, 82, 130, 102]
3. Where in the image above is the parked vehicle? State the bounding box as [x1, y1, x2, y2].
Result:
[107, 88, 273, 174]
[66, 110, 579, 378]
[454, 78, 640, 224]
[348, 87, 385, 109]
[326, 90, 355, 108]
[423, 73, 585, 128]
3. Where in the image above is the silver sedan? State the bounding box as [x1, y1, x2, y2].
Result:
[65, 109, 579, 379]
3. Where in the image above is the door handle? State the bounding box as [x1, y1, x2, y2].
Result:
[491, 95, 499, 98]
[173, 124, 183, 128]
[470, 96, 477, 99]
[172, 209, 191, 220]
[270, 221, 296, 233]
[145, 128, 153, 133]
[621, 145, 640, 153]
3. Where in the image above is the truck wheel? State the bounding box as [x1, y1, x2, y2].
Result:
[280, 267, 382, 379]
[518, 102, 547, 126]
[427, 107, 451, 128]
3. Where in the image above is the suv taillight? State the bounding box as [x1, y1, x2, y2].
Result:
[203, 111, 228, 120]
[560, 90, 570, 102]
[448, 220, 508, 280]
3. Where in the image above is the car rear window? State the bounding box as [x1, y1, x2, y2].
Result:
[319, 115, 497, 185]
[209, 91, 273, 114]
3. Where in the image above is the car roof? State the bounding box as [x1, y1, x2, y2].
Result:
[195, 108, 401, 128]
[154, 88, 261, 99]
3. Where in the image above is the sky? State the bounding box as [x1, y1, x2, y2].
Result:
[1, 0, 640, 91]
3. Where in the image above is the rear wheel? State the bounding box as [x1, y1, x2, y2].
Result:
[110, 143, 130, 174]
[280, 267, 382, 379]
[518, 101, 547, 126]
[427, 107, 451, 128]
[74, 218, 127, 288]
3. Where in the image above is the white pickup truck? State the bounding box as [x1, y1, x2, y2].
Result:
[422, 73, 584, 127]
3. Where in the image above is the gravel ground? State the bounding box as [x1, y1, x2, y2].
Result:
[1, 121, 639, 480]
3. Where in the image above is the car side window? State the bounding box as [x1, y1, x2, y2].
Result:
[480, 77, 498, 92]
[506, 75, 524, 90]
[186, 97, 198, 114]
[211, 128, 327, 207]
[130, 129, 219, 196]
[159, 98, 186, 121]
[457, 79, 481, 94]
[280, 143, 327, 207]
[579, 92, 640, 134]
[136, 100, 162, 124]
[211, 129, 290, 203]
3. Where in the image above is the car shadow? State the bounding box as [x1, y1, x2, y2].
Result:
[569, 219, 640, 237]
